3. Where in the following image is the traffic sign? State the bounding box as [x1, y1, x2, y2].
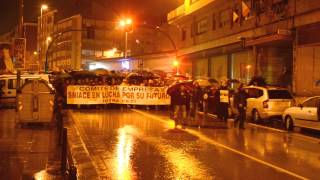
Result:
[13, 38, 26, 69]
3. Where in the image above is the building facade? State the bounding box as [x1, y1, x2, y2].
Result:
[168, 0, 320, 96]
[43, 13, 179, 73]
[37, 10, 57, 71]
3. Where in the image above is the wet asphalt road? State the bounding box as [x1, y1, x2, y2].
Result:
[69, 109, 320, 180]
[0, 109, 58, 180]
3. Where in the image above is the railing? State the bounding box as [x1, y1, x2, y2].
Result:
[56, 109, 77, 179]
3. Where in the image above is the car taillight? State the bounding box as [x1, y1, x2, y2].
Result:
[263, 100, 269, 108]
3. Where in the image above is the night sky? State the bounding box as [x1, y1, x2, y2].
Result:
[0, 0, 183, 34]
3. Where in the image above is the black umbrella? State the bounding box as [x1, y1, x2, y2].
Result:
[249, 76, 266, 86]
[208, 78, 218, 84]
[93, 68, 109, 76]
[54, 73, 71, 80]
[70, 70, 97, 78]
[167, 80, 194, 95]
[227, 79, 240, 84]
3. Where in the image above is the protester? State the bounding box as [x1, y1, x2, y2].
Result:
[215, 79, 229, 121]
[171, 84, 188, 128]
[190, 82, 201, 119]
[207, 85, 219, 115]
[233, 84, 248, 129]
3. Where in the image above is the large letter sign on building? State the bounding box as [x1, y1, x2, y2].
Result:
[13, 38, 26, 69]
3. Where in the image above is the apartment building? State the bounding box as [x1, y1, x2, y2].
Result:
[168, 0, 320, 96]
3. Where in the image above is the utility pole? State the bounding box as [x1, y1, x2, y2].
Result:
[18, 0, 24, 38]
[16, 0, 24, 112]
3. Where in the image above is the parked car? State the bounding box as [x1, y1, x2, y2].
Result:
[0, 74, 50, 106]
[282, 96, 320, 131]
[244, 86, 294, 122]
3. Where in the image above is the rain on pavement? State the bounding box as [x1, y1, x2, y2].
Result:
[0, 109, 58, 179]
[68, 109, 320, 180]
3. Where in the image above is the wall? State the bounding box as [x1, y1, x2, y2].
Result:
[296, 46, 320, 96]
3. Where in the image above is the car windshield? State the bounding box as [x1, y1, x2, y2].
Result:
[268, 90, 292, 99]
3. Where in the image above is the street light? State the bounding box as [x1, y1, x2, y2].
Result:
[246, 64, 252, 83]
[46, 36, 52, 45]
[173, 60, 179, 75]
[40, 4, 48, 71]
[119, 18, 133, 59]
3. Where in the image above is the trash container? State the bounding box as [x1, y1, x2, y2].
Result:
[16, 79, 55, 125]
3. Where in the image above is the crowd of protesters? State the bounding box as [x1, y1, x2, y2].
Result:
[167, 78, 253, 128]
[50, 69, 272, 129]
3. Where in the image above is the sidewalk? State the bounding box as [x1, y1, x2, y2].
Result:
[0, 109, 63, 179]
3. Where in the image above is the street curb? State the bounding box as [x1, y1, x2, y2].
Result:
[64, 111, 100, 180]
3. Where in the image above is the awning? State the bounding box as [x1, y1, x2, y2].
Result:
[245, 33, 292, 47]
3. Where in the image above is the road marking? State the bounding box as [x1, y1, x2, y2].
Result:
[248, 123, 287, 133]
[248, 123, 320, 142]
[133, 109, 309, 180]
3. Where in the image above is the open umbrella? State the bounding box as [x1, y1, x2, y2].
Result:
[54, 72, 71, 80]
[194, 79, 211, 87]
[70, 70, 97, 78]
[167, 80, 194, 95]
[248, 76, 266, 86]
[93, 68, 109, 76]
[194, 78, 219, 87]
[208, 78, 218, 84]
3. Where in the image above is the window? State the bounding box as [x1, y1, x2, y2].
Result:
[219, 9, 232, 28]
[253, 0, 268, 15]
[181, 28, 187, 41]
[86, 26, 95, 39]
[212, 13, 216, 31]
[247, 88, 263, 98]
[47, 16, 53, 24]
[0, 80, 5, 87]
[195, 18, 208, 35]
[8, 79, 16, 89]
[267, 90, 292, 99]
[303, 97, 320, 107]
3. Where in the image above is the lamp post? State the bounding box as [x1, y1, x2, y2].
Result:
[119, 18, 132, 59]
[173, 60, 179, 75]
[40, 4, 48, 72]
[246, 64, 251, 84]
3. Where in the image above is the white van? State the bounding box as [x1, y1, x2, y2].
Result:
[0, 74, 50, 106]
[244, 86, 294, 122]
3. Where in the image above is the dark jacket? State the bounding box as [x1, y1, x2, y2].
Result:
[192, 87, 202, 103]
[171, 89, 188, 106]
[234, 89, 248, 109]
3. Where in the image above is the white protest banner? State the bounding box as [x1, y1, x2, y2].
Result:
[219, 90, 229, 103]
[67, 85, 171, 105]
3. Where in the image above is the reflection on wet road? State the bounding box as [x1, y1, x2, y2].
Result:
[69, 109, 320, 180]
[0, 110, 56, 179]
